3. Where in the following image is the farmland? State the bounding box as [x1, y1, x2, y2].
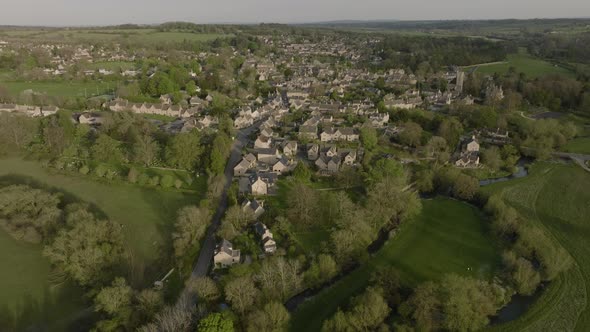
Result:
[0, 28, 231, 45]
[290, 197, 500, 331]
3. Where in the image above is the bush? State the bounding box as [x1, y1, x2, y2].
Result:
[79, 165, 90, 175]
[95, 165, 108, 177]
[150, 176, 160, 187]
[106, 170, 118, 180]
[161, 174, 175, 188]
[174, 179, 183, 189]
[138, 173, 150, 186]
[128, 168, 139, 183]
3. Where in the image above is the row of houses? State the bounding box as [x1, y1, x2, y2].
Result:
[0, 104, 59, 117]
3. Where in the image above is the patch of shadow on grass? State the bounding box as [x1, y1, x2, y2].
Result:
[0, 284, 95, 332]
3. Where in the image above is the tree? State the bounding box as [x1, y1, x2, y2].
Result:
[186, 81, 198, 96]
[247, 302, 290, 332]
[92, 134, 125, 164]
[287, 183, 319, 227]
[305, 254, 339, 288]
[94, 277, 133, 316]
[415, 169, 435, 193]
[0, 185, 62, 243]
[292, 162, 312, 182]
[133, 135, 160, 167]
[256, 257, 303, 301]
[186, 277, 220, 304]
[399, 122, 423, 147]
[225, 276, 258, 315]
[128, 167, 139, 183]
[136, 289, 163, 320]
[218, 205, 254, 241]
[323, 287, 390, 332]
[452, 174, 479, 200]
[198, 313, 234, 332]
[360, 127, 378, 151]
[161, 174, 175, 188]
[482, 146, 502, 172]
[425, 136, 450, 163]
[172, 206, 210, 259]
[44, 212, 124, 286]
[209, 133, 232, 174]
[165, 131, 203, 171]
[437, 118, 463, 147]
[0, 113, 38, 152]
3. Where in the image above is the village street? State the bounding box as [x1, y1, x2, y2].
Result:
[191, 122, 261, 277]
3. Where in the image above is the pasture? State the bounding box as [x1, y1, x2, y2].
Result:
[482, 162, 590, 331]
[466, 49, 574, 78]
[290, 197, 500, 331]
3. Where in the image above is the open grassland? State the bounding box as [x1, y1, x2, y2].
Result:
[564, 137, 590, 154]
[0, 80, 116, 97]
[0, 28, 230, 45]
[466, 49, 574, 78]
[290, 197, 500, 332]
[482, 163, 590, 332]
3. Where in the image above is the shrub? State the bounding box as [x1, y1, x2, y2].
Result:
[138, 173, 150, 186]
[174, 179, 183, 189]
[150, 176, 160, 187]
[79, 165, 90, 175]
[161, 174, 175, 188]
[106, 170, 118, 180]
[95, 165, 108, 177]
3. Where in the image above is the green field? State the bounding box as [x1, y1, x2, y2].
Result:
[0, 28, 230, 45]
[290, 197, 500, 331]
[0, 157, 198, 329]
[564, 137, 590, 154]
[466, 49, 574, 78]
[482, 163, 590, 332]
[0, 80, 117, 98]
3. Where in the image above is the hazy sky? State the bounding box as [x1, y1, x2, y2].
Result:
[1, 0, 589, 26]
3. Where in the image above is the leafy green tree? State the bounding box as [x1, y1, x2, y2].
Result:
[94, 277, 133, 316]
[186, 277, 220, 305]
[186, 81, 198, 96]
[323, 287, 390, 332]
[452, 174, 479, 200]
[92, 134, 125, 164]
[482, 146, 502, 172]
[161, 174, 175, 188]
[399, 121, 423, 147]
[44, 212, 124, 286]
[165, 131, 203, 171]
[133, 134, 160, 167]
[292, 162, 312, 182]
[198, 313, 234, 332]
[437, 118, 463, 147]
[247, 302, 290, 332]
[360, 127, 378, 151]
[0, 185, 62, 243]
[172, 206, 210, 260]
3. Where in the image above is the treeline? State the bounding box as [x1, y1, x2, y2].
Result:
[377, 35, 516, 72]
[485, 196, 572, 295]
[0, 110, 234, 192]
[526, 33, 590, 66]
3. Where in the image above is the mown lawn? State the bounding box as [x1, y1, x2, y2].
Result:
[482, 163, 590, 332]
[0, 80, 116, 97]
[467, 49, 574, 78]
[290, 197, 500, 332]
[564, 137, 590, 154]
[0, 157, 199, 325]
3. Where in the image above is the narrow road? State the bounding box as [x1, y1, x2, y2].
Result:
[552, 152, 590, 172]
[190, 123, 259, 277]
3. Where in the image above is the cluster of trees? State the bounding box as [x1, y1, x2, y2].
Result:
[398, 274, 509, 331]
[485, 196, 572, 295]
[0, 185, 62, 243]
[377, 35, 515, 74]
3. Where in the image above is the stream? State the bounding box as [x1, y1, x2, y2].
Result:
[479, 158, 530, 186]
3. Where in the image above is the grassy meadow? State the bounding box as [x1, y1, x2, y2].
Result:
[290, 197, 500, 331]
[482, 162, 590, 332]
[0, 157, 199, 328]
[0, 28, 230, 45]
[466, 49, 574, 78]
[0, 80, 116, 98]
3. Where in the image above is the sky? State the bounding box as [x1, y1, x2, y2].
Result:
[1, 0, 589, 26]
